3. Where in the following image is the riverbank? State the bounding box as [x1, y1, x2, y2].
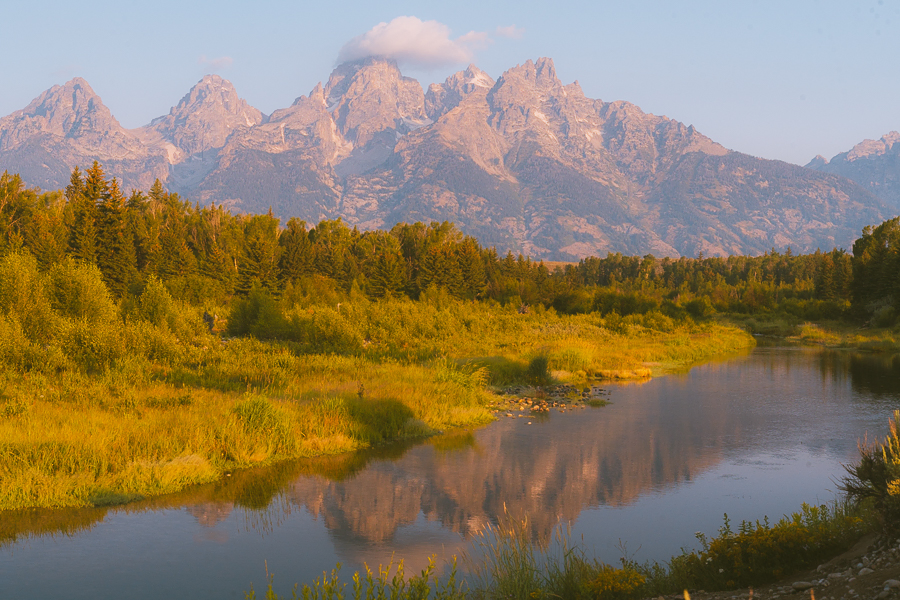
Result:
[723, 314, 899, 353]
[0, 281, 755, 511]
[678, 533, 900, 600]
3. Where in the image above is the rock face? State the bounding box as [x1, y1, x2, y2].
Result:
[0, 78, 168, 191]
[807, 132, 900, 212]
[0, 59, 889, 259]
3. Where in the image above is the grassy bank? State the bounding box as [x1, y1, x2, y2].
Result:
[244, 500, 871, 600]
[723, 313, 899, 352]
[0, 253, 754, 511]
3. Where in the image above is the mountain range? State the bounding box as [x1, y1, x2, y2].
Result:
[0, 58, 894, 259]
[807, 131, 900, 213]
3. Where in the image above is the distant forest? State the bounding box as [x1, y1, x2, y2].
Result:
[0, 163, 898, 326]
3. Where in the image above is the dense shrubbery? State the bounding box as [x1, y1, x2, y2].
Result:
[644, 504, 865, 592]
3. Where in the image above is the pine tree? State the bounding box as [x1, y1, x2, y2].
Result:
[456, 238, 486, 299]
[67, 165, 99, 263]
[278, 218, 314, 283]
[236, 212, 281, 295]
[369, 250, 405, 298]
[96, 177, 138, 296]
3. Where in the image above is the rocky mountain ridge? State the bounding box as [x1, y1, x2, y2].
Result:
[807, 131, 900, 212]
[0, 59, 889, 259]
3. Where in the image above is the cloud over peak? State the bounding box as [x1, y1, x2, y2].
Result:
[198, 55, 234, 71]
[337, 16, 492, 69]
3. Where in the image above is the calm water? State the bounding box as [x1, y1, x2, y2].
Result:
[2, 346, 899, 599]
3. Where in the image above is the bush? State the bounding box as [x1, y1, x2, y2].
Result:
[0, 252, 57, 340]
[655, 504, 865, 591]
[526, 355, 552, 386]
[59, 317, 125, 373]
[228, 285, 289, 339]
[48, 258, 118, 324]
[841, 409, 900, 538]
[684, 297, 713, 319]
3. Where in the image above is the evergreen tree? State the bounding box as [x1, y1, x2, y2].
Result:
[456, 238, 486, 299]
[278, 218, 314, 283]
[369, 250, 405, 298]
[154, 193, 197, 279]
[236, 212, 281, 295]
[96, 177, 138, 296]
[67, 164, 100, 264]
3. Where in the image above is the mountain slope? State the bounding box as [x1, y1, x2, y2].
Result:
[0, 78, 168, 191]
[807, 132, 900, 212]
[0, 62, 889, 258]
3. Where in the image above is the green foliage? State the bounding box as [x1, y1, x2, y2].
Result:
[852, 217, 900, 320]
[245, 557, 465, 600]
[634, 503, 866, 593]
[841, 410, 900, 538]
[526, 355, 552, 386]
[48, 257, 118, 324]
[228, 285, 290, 339]
[96, 177, 137, 296]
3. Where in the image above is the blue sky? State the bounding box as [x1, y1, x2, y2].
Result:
[1, 0, 897, 165]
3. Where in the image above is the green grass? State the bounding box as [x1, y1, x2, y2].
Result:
[0, 252, 755, 511]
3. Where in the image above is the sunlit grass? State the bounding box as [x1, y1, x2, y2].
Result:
[0, 255, 754, 510]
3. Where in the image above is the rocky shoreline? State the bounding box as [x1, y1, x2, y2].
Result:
[663, 535, 900, 600]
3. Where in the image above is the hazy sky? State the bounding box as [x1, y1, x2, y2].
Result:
[1, 0, 897, 165]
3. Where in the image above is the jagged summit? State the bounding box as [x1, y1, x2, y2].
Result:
[808, 131, 900, 210]
[0, 62, 889, 258]
[425, 64, 495, 119]
[140, 75, 264, 159]
[0, 77, 125, 149]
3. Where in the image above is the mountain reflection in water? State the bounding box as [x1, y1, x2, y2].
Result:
[2, 347, 898, 600]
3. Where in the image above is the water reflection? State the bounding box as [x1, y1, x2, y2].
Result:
[2, 347, 898, 600]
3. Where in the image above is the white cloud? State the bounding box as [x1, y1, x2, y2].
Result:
[337, 16, 490, 69]
[495, 25, 525, 39]
[198, 55, 234, 70]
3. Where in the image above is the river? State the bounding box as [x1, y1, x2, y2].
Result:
[1, 345, 898, 599]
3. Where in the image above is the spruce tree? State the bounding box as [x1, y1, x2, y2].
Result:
[278, 218, 314, 283]
[67, 165, 99, 264]
[369, 251, 405, 298]
[236, 212, 281, 295]
[96, 177, 138, 296]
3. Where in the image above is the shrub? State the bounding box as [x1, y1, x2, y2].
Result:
[48, 257, 118, 324]
[841, 409, 900, 538]
[228, 285, 289, 339]
[684, 297, 713, 319]
[0, 251, 57, 340]
[526, 355, 552, 386]
[59, 317, 125, 373]
[656, 504, 865, 591]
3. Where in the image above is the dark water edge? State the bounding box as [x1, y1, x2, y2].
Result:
[1, 346, 898, 600]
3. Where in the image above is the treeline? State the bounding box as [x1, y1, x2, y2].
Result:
[0, 164, 897, 326]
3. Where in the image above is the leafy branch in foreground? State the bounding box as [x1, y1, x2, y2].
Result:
[841, 409, 900, 538]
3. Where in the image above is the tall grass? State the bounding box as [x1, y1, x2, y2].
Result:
[463, 511, 645, 600]
[630, 501, 869, 595]
[0, 251, 755, 510]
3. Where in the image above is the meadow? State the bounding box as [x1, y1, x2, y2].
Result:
[0, 251, 755, 511]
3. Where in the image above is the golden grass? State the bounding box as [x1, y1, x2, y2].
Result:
[0, 287, 754, 511]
